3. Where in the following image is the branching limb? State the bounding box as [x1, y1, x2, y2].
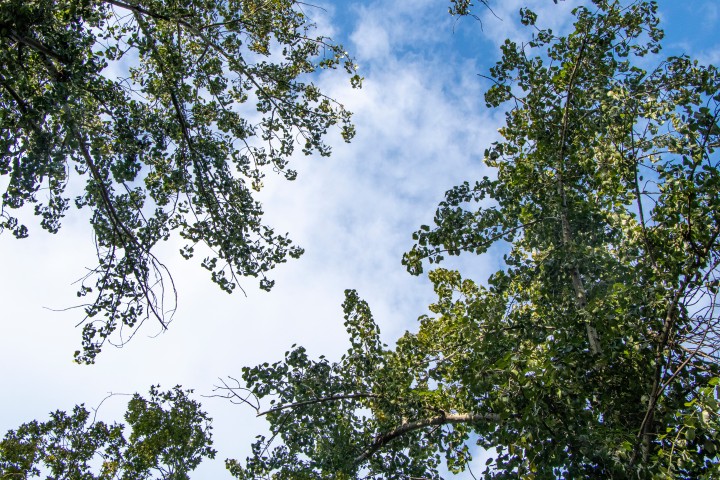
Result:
[353, 412, 501, 466]
[4, 29, 71, 65]
[207, 377, 261, 412]
[555, 32, 601, 355]
[257, 393, 381, 417]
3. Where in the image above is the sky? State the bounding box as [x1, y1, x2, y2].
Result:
[1, 0, 719, 477]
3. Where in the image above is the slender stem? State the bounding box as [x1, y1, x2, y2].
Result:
[257, 393, 380, 417]
[555, 33, 601, 355]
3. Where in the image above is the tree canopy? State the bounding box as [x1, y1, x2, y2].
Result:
[0, 386, 214, 479]
[2, 0, 720, 479]
[222, 1, 720, 478]
[0, 0, 360, 362]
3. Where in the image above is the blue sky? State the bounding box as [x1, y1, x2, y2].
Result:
[0, 0, 718, 477]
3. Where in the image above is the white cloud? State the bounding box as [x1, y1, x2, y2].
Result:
[351, 18, 391, 60]
[697, 44, 720, 66]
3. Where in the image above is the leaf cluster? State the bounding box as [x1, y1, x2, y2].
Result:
[0, 386, 215, 479]
[0, 0, 361, 362]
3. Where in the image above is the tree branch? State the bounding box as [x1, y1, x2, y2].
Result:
[353, 412, 501, 465]
[432, 216, 557, 257]
[636, 224, 720, 463]
[5, 29, 71, 65]
[257, 393, 381, 417]
[555, 32, 601, 355]
[105, 0, 297, 116]
[61, 101, 175, 336]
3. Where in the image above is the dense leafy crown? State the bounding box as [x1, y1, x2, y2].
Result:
[0, 0, 360, 362]
[224, 1, 720, 478]
[0, 386, 214, 479]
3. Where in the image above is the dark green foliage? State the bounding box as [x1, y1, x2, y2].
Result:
[232, 1, 720, 478]
[0, 0, 360, 362]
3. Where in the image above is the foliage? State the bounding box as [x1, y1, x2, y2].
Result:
[0, 386, 215, 479]
[227, 1, 720, 478]
[0, 0, 360, 362]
